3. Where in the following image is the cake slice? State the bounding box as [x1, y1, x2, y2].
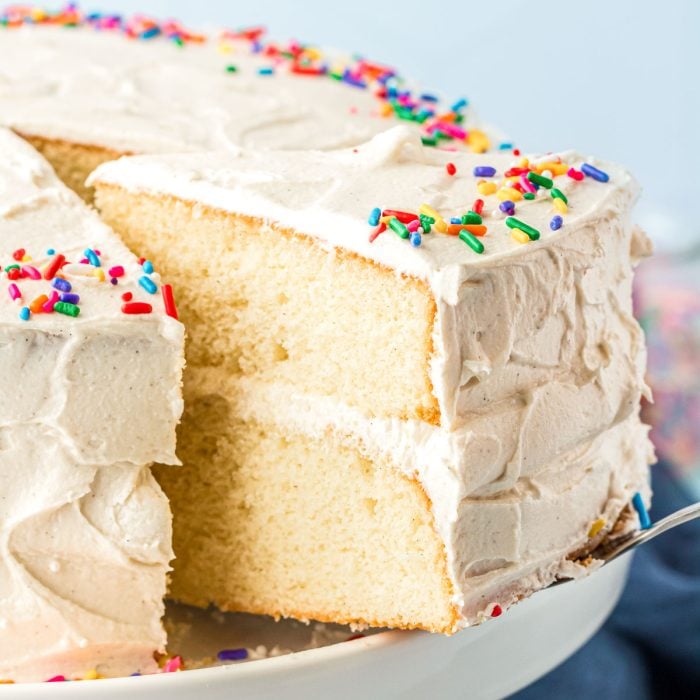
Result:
[0, 129, 185, 681]
[90, 126, 654, 632]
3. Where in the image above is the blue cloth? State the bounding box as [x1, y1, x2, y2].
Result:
[511, 461, 700, 699]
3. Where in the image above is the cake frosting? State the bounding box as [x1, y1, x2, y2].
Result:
[0, 128, 185, 681]
[90, 126, 653, 626]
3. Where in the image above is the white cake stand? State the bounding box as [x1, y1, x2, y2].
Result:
[8, 553, 632, 699]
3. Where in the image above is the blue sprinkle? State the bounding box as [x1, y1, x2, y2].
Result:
[342, 69, 367, 89]
[632, 492, 651, 530]
[258, 67, 274, 76]
[499, 200, 515, 215]
[451, 97, 468, 112]
[473, 166, 497, 178]
[46, 248, 55, 255]
[139, 275, 158, 294]
[420, 93, 439, 103]
[140, 27, 160, 39]
[84, 248, 100, 267]
[581, 163, 609, 183]
[409, 231, 422, 247]
[60, 293, 80, 304]
[217, 648, 248, 662]
[53, 278, 72, 293]
[142, 260, 154, 274]
[450, 217, 462, 225]
[368, 207, 381, 226]
[498, 143, 514, 150]
[251, 41, 263, 53]
[550, 215, 563, 231]
[19, 306, 30, 321]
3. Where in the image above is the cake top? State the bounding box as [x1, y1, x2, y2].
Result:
[0, 127, 179, 327]
[0, 5, 496, 154]
[90, 126, 639, 303]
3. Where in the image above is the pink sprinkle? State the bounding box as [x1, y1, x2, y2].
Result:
[108, 265, 125, 278]
[46, 675, 66, 682]
[407, 219, 420, 232]
[567, 167, 584, 181]
[79, 258, 90, 265]
[520, 174, 536, 194]
[8, 283, 20, 301]
[428, 122, 467, 140]
[94, 249, 101, 256]
[163, 656, 183, 673]
[21, 265, 41, 280]
[42, 290, 59, 313]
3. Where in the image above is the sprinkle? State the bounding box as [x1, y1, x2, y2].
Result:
[448, 224, 487, 237]
[527, 172, 553, 189]
[553, 198, 568, 214]
[550, 188, 568, 204]
[459, 229, 484, 254]
[163, 656, 184, 673]
[60, 293, 80, 304]
[499, 200, 515, 215]
[30, 294, 48, 314]
[52, 277, 72, 292]
[122, 291, 133, 302]
[139, 276, 158, 294]
[42, 253, 66, 280]
[407, 219, 421, 232]
[632, 492, 651, 530]
[388, 217, 410, 239]
[445, 162, 457, 176]
[461, 211, 482, 225]
[368, 207, 381, 226]
[46, 675, 66, 683]
[550, 215, 563, 231]
[409, 231, 422, 247]
[142, 260, 154, 274]
[162, 284, 179, 320]
[12, 248, 25, 262]
[368, 222, 386, 243]
[21, 265, 41, 280]
[523, 192, 535, 200]
[7, 284, 20, 301]
[451, 97, 468, 112]
[382, 209, 418, 224]
[108, 265, 125, 278]
[122, 301, 153, 315]
[581, 162, 609, 182]
[472, 199, 484, 215]
[225, 64, 238, 73]
[217, 648, 248, 662]
[588, 518, 606, 538]
[511, 229, 530, 244]
[82, 669, 100, 680]
[84, 248, 100, 267]
[505, 217, 540, 240]
[477, 181, 497, 196]
[42, 291, 59, 313]
[258, 67, 274, 75]
[567, 167, 584, 181]
[473, 166, 497, 178]
[54, 302, 80, 317]
[19, 307, 30, 321]
[490, 604, 503, 618]
[418, 204, 447, 233]
[497, 187, 523, 202]
[7, 268, 19, 281]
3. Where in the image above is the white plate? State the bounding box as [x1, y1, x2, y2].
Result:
[7, 553, 632, 699]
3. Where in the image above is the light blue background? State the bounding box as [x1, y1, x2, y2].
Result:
[42, 1, 700, 250]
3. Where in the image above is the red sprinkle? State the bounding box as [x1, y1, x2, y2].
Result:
[121, 291, 133, 302]
[43, 253, 66, 280]
[368, 222, 387, 243]
[567, 167, 584, 181]
[7, 268, 20, 281]
[446, 162, 457, 176]
[122, 301, 152, 314]
[513, 149, 521, 156]
[161, 284, 179, 320]
[12, 248, 25, 261]
[472, 198, 484, 215]
[382, 209, 418, 224]
[491, 604, 503, 618]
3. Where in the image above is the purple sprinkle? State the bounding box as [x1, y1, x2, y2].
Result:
[550, 215, 563, 231]
[499, 200, 515, 215]
[581, 163, 609, 182]
[473, 166, 497, 178]
[217, 648, 248, 662]
[110, 277, 118, 285]
[52, 277, 71, 292]
[60, 293, 80, 304]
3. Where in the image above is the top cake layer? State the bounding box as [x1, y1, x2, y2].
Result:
[0, 15, 487, 154]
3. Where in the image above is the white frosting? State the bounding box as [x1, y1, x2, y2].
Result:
[0, 25, 479, 153]
[0, 129, 185, 680]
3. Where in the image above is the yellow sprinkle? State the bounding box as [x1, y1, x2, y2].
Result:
[217, 42, 233, 54]
[497, 187, 523, 202]
[82, 668, 101, 681]
[477, 181, 498, 196]
[0, 680, 15, 684]
[511, 229, 530, 244]
[588, 518, 606, 538]
[380, 102, 393, 117]
[535, 161, 568, 176]
[467, 129, 490, 154]
[518, 157, 530, 169]
[93, 268, 106, 282]
[21, 254, 32, 262]
[553, 198, 568, 214]
[303, 47, 322, 60]
[418, 204, 448, 232]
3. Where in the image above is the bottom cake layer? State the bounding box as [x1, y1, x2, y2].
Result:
[157, 379, 652, 633]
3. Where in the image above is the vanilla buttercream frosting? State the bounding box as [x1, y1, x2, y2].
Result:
[0, 128, 185, 681]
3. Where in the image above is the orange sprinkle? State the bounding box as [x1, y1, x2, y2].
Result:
[29, 294, 48, 314]
[447, 224, 487, 237]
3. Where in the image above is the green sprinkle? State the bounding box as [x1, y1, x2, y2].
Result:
[54, 301, 80, 317]
[388, 217, 410, 239]
[505, 217, 540, 240]
[551, 188, 568, 204]
[172, 36, 185, 47]
[421, 136, 438, 147]
[461, 211, 482, 225]
[329, 71, 343, 81]
[527, 172, 553, 189]
[4, 264, 19, 272]
[459, 230, 484, 254]
[523, 192, 536, 200]
[225, 64, 238, 73]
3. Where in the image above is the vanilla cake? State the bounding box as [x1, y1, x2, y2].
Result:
[90, 126, 654, 633]
[0, 128, 185, 681]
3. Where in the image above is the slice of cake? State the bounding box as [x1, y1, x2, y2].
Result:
[0, 7, 490, 202]
[0, 129, 185, 681]
[90, 126, 654, 632]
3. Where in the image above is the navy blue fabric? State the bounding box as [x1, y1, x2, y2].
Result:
[511, 461, 700, 699]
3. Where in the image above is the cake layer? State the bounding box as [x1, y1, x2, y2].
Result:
[91, 127, 649, 430]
